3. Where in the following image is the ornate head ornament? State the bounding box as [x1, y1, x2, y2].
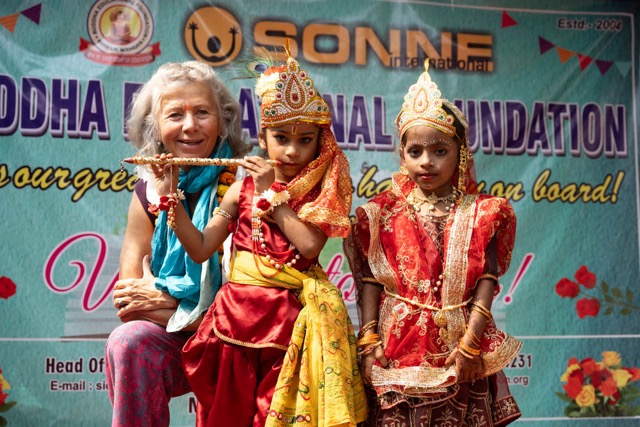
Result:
[255, 45, 331, 128]
[395, 60, 457, 140]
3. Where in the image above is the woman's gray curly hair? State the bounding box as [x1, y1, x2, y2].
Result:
[127, 61, 249, 158]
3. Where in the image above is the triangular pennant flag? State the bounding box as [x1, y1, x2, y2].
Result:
[79, 38, 90, 51]
[595, 59, 613, 76]
[577, 53, 593, 71]
[20, 3, 42, 25]
[615, 61, 631, 77]
[151, 42, 161, 56]
[0, 13, 19, 33]
[556, 47, 575, 63]
[538, 36, 555, 54]
[502, 11, 518, 28]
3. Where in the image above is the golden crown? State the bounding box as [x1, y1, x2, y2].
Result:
[395, 61, 456, 140]
[255, 52, 331, 128]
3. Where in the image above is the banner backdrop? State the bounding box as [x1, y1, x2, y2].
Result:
[1, 0, 639, 425]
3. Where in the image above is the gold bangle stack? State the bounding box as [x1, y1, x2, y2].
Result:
[357, 320, 378, 340]
[213, 207, 234, 221]
[458, 341, 481, 359]
[470, 302, 493, 321]
[465, 329, 482, 347]
[357, 334, 382, 356]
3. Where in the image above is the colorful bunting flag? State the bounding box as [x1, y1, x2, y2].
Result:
[537, 35, 625, 77]
[20, 4, 42, 25]
[556, 47, 575, 63]
[595, 59, 613, 76]
[538, 36, 555, 54]
[0, 3, 41, 33]
[615, 61, 631, 78]
[577, 54, 593, 71]
[0, 13, 19, 33]
[502, 11, 518, 28]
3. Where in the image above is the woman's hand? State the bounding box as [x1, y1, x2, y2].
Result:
[445, 348, 484, 383]
[241, 156, 275, 194]
[150, 153, 179, 196]
[112, 256, 177, 319]
[361, 345, 388, 386]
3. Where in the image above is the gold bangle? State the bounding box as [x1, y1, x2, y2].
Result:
[357, 320, 378, 339]
[470, 302, 493, 320]
[458, 342, 481, 359]
[357, 341, 382, 356]
[478, 273, 499, 284]
[214, 207, 234, 221]
[362, 277, 382, 286]
[357, 334, 381, 349]
[459, 341, 481, 356]
[471, 306, 492, 321]
[465, 330, 482, 346]
[458, 345, 478, 359]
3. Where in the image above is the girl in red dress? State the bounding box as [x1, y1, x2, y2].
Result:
[343, 62, 522, 426]
[150, 49, 367, 427]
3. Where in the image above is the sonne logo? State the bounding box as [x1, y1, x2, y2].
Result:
[183, 6, 242, 66]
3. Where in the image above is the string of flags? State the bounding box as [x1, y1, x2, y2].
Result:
[501, 10, 630, 77]
[0, 3, 41, 33]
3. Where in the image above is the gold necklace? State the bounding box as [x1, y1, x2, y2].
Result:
[408, 187, 459, 214]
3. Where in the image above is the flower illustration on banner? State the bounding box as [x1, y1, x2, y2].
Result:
[557, 352, 640, 417]
[554, 265, 639, 319]
[0, 367, 17, 426]
[0, 277, 16, 300]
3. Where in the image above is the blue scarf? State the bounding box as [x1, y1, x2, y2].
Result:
[151, 141, 232, 332]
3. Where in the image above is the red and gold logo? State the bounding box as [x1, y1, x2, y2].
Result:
[81, 0, 160, 66]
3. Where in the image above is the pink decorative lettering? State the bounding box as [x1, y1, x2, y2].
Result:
[43, 232, 118, 311]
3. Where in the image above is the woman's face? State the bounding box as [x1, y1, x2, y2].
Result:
[157, 82, 220, 164]
[401, 125, 459, 197]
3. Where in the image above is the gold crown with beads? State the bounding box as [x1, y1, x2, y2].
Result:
[255, 46, 331, 128]
[395, 60, 456, 140]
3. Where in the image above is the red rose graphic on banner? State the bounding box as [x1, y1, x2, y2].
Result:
[0, 277, 16, 300]
[554, 266, 639, 319]
[557, 352, 640, 417]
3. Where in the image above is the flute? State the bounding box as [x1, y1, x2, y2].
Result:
[121, 156, 279, 167]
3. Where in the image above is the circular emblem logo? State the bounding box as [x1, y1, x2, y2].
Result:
[184, 6, 242, 66]
[87, 0, 153, 55]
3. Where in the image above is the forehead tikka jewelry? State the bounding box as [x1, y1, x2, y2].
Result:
[404, 139, 455, 149]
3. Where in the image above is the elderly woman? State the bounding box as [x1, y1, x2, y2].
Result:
[104, 61, 248, 427]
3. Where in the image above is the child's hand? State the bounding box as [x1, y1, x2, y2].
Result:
[445, 348, 483, 383]
[242, 155, 276, 194]
[361, 345, 388, 386]
[150, 153, 179, 196]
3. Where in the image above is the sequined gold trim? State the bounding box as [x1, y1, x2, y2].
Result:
[360, 202, 399, 292]
[211, 312, 289, 351]
[442, 194, 477, 346]
[482, 335, 523, 376]
[371, 364, 457, 392]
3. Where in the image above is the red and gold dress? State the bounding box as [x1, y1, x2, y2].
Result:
[344, 172, 522, 426]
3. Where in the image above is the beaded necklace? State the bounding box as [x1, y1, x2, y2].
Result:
[407, 187, 459, 214]
[251, 195, 300, 277]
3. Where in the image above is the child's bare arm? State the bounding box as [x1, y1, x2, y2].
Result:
[172, 180, 240, 263]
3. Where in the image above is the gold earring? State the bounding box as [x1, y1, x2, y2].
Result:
[457, 145, 469, 192]
[399, 165, 409, 175]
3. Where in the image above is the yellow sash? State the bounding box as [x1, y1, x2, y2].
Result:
[230, 251, 367, 426]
